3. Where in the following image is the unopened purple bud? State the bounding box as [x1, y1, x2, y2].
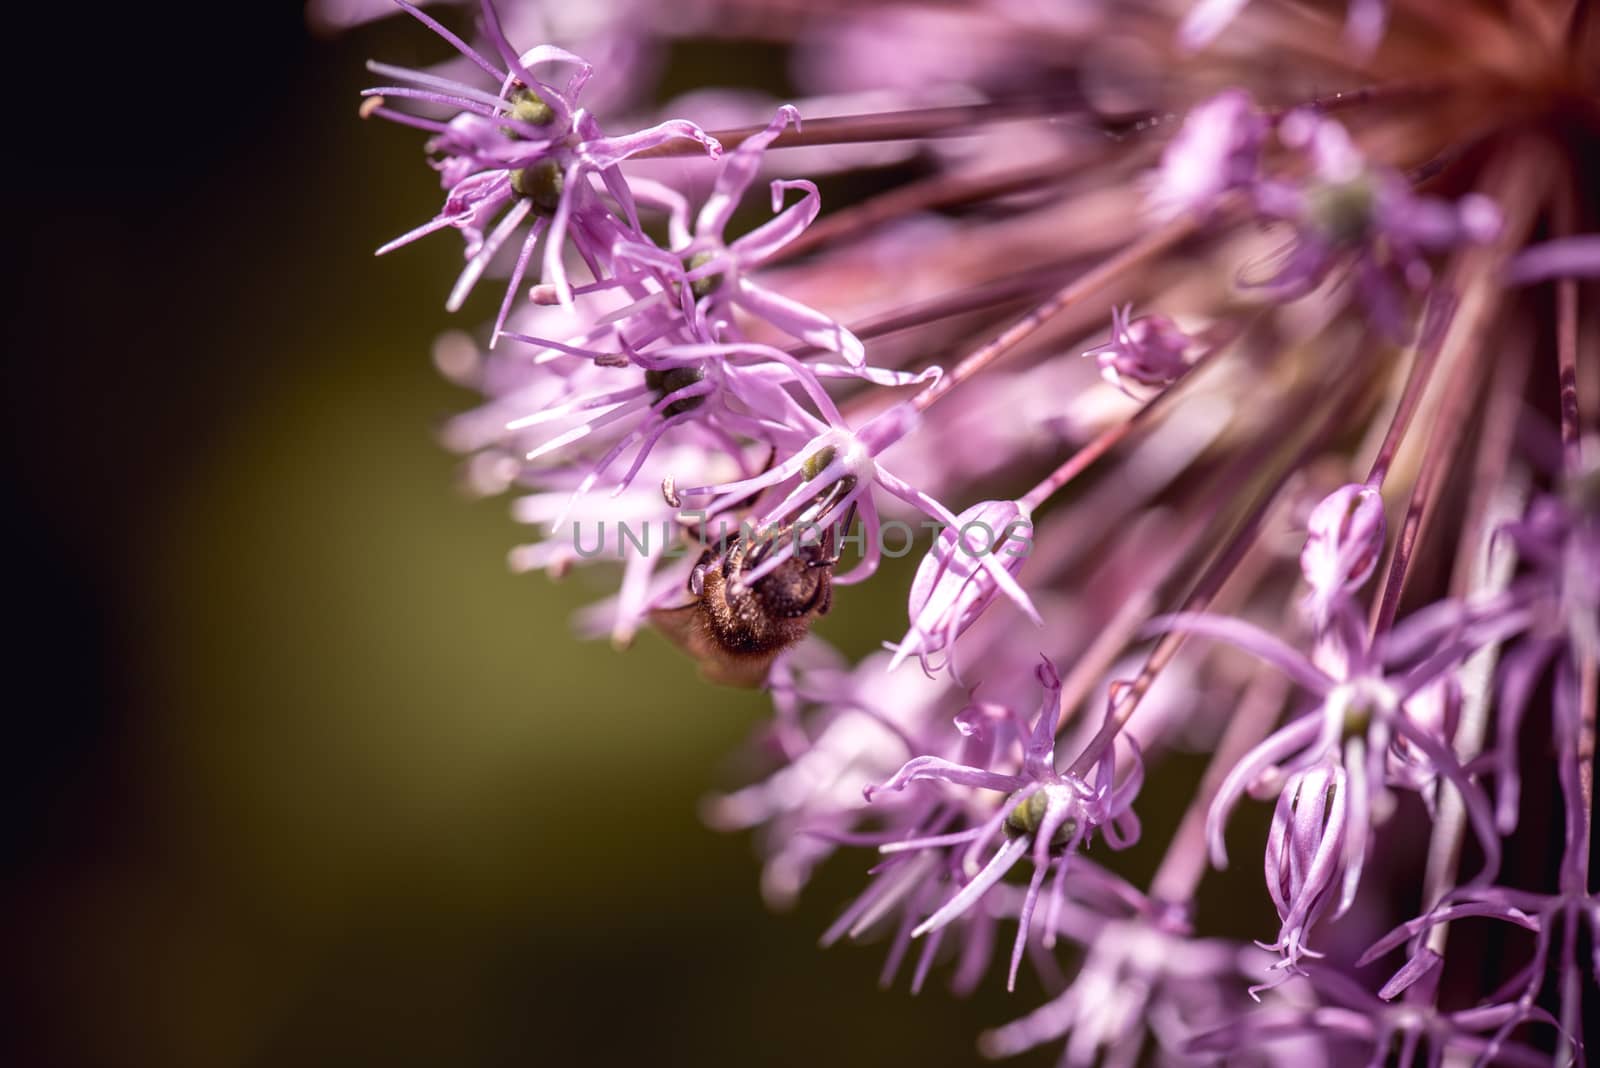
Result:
[1301, 484, 1385, 627]
[1083, 305, 1195, 396]
[891, 499, 1037, 673]
[1263, 760, 1347, 972]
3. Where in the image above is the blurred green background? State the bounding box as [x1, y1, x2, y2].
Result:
[1, 7, 1053, 1066]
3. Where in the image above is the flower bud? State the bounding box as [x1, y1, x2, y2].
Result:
[1300, 483, 1385, 628]
[890, 500, 1037, 674]
[1083, 305, 1195, 396]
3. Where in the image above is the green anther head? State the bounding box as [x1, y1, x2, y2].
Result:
[510, 160, 565, 214]
[507, 87, 555, 128]
[644, 366, 707, 418]
[1308, 173, 1376, 245]
[802, 446, 837, 481]
[684, 249, 722, 299]
[1342, 695, 1374, 740]
[1003, 791, 1077, 849]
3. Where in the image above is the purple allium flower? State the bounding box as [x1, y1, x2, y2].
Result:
[1475, 464, 1600, 836]
[1359, 875, 1597, 1063]
[360, 1, 1600, 1060]
[1353, 467, 1600, 1062]
[1505, 466, 1600, 658]
[865, 660, 1143, 990]
[703, 648, 950, 908]
[1155, 605, 1500, 981]
[613, 105, 868, 365]
[365, 1, 720, 327]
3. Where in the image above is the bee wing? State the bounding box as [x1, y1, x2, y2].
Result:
[647, 604, 777, 689]
[699, 648, 779, 689]
[647, 602, 702, 655]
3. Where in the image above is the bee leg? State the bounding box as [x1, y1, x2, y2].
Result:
[721, 533, 751, 584]
[811, 500, 856, 567]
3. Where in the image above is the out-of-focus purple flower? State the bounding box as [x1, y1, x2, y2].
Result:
[1359, 872, 1594, 1062]
[1180, 0, 1389, 54]
[1245, 111, 1500, 335]
[1486, 465, 1599, 832]
[1190, 966, 1551, 1067]
[865, 660, 1143, 990]
[1299, 482, 1386, 631]
[1082, 304, 1198, 397]
[889, 499, 1038, 675]
[790, 3, 1100, 101]
[1146, 88, 1266, 222]
[979, 895, 1269, 1066]
[704, 648, 950, 908]
[1507, 468, 1600, 656]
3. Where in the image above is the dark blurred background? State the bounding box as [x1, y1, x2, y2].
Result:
[0, 5, 1054, 1066]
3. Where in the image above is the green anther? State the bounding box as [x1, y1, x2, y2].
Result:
[508, 87, 555, 127]
[1342, 696, 1373, 740]
[644, 366, 707, 418]
[802, 446, 837, 481]
[510, 160, 565, 214]
[684, 249, 723, 298]
[1003, 791, 1077, 848]
[1308, 173, 1376, 245]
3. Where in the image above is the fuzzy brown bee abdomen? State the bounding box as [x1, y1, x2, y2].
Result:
[649, 539, 833, 688]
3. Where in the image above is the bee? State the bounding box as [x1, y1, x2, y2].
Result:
[650, 526, 835, 688]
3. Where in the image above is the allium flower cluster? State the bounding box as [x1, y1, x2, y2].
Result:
[357, 0, 1600, 1062]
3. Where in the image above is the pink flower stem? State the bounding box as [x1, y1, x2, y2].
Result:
[1419, 343, 1531, 955]
[1363, 293, 1456, 488]
[632, 97, 1091, 160]
[1019, 334, 1235, 513]
[772, 150, 1139, 263]
[1552, 178, 1596, 1067]
[1370, 146, 1545, 636]
[912, 211, 1205, 415]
